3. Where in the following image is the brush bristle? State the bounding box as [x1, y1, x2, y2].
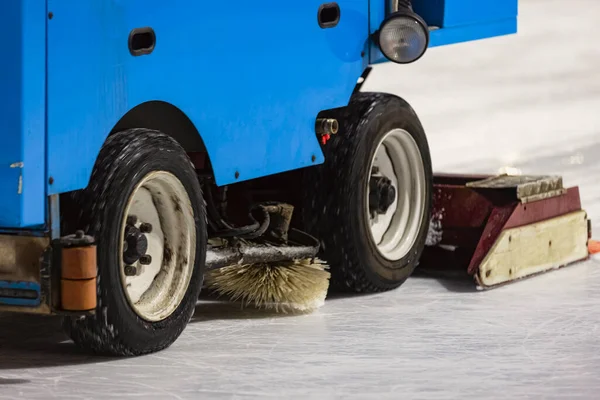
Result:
[204, 258, 330, 313]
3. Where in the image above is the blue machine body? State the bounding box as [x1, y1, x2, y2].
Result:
[0, 0, 518, 230]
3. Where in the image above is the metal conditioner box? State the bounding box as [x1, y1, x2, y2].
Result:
[414, 0, 519, 47]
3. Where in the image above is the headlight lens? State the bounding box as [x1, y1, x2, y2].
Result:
[378, 12, 429, 64]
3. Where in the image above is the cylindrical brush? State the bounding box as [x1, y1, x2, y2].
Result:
[204, 258, 330, 313]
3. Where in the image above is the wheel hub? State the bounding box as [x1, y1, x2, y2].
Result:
[119, 171, 196, 322]
[123, 222, 150, 265]
[366, 128, 427, 261]
[369, 176, 397, 215]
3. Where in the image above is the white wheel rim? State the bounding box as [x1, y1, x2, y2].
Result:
[119, 171, 196, 322]
[366, 128, 426, 261]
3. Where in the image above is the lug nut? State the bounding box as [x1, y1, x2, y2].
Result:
[139, 255, 152, 265]
[139, 222, 153, 233]
[126, 215, 138, 226]
[124, 265, 137, 276]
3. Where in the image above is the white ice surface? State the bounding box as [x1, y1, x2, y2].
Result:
[2, 0, 600, 398]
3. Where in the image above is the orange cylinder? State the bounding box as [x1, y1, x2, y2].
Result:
[62, 245, 97, 280]
[61, 278, 97, 311]
[61, 245, 97, 311]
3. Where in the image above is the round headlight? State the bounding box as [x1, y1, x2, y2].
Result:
[378, 11, 429, 64]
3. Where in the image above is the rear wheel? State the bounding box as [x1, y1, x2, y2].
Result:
[62, 128, 206, 356]
[303, 93, 433, 293]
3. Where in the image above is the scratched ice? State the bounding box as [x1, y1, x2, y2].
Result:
[2, 0, 600, 398]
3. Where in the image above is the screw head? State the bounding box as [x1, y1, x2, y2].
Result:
[311, 155, 317, 162]
[234, 171, 240, 179]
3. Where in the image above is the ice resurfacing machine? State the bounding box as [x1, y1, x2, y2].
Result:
[0, 0, 591, 356]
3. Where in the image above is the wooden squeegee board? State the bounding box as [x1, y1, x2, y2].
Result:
[476, 210, 589, 289]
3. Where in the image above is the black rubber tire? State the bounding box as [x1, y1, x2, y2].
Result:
[302, 92, 433, 293]
[61, 128, 207, 356]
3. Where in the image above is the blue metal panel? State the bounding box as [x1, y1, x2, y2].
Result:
[0, 1, 47, 228]
[368, 0, 387, 63]
[46, 1, 369, 192]
[414, 0, 519, 28]
[369, 0, 518, 64]
[428, 19, 517, 48]
[0, 281, 41, 307]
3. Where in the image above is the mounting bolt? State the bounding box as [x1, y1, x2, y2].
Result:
[311, 155, 317, 162]
[139, 222, 153, 233]
[124, 265, 137, 276]
[234, 171, 240, 179]
[139, 254, 152, 265]
[126, 215, 138, 226]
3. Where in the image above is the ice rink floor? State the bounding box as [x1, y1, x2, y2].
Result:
[2, 0, 599, 398]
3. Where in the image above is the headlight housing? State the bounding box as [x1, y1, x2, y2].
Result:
[376, 9, 429, 64]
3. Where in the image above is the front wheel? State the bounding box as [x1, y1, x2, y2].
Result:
[303, 93, 433, 293]
[62, 128, 207, 356]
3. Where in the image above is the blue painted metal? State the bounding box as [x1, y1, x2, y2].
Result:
[369, 0, 519, 64]
[0, 0, 521, 230]
[368, 0, 388, 64]
[0, 1, 47, 228]
[0, 281, 42, 307]
[428, 19, 517, 48]
[413, 0, 518, 28]
[46, 0, 369, 193]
